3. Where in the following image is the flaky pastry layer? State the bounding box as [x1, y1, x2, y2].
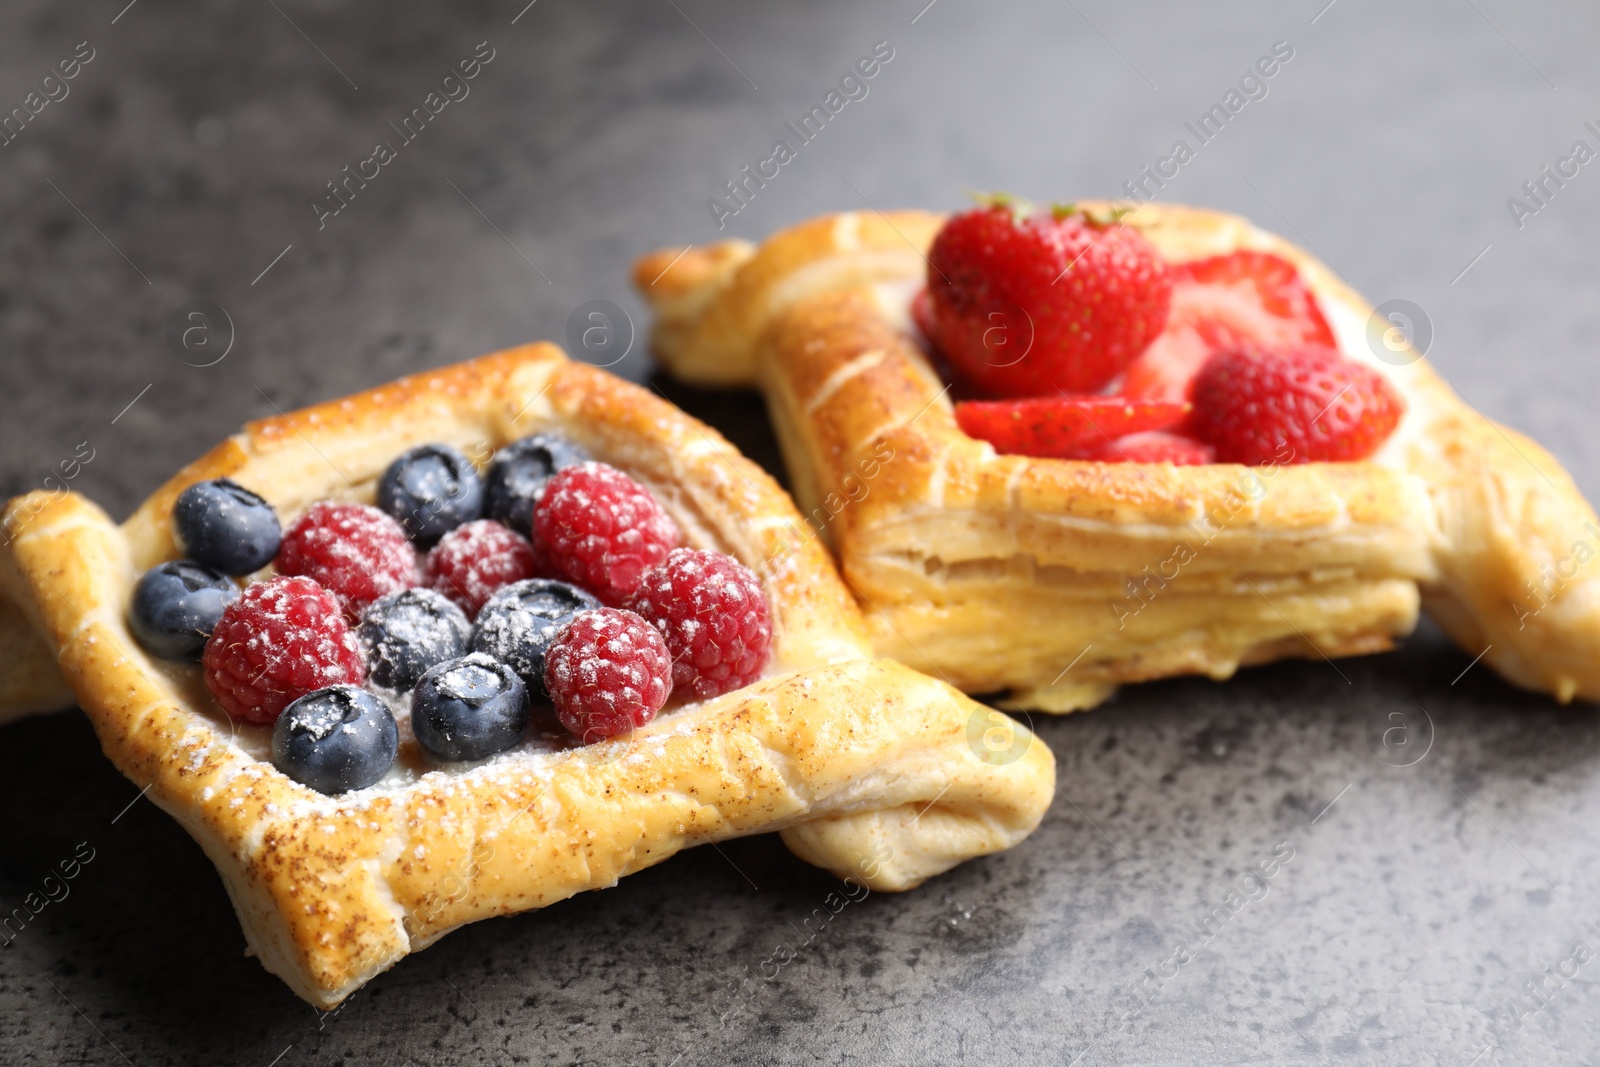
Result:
[0, 344, 1054, 1006]
[634, 206, 1600, 708]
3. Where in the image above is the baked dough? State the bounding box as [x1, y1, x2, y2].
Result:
[634, 205, 1600, 709]
[0, 343, 1054, 1006]
[0, 593, 74, 720]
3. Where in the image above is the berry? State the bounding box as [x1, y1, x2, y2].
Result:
[423, 519, 540, 619]
[411, 652, 530, 762]
[276, 501, 418, 618]
[925, 200, 1172, 396]
[628, 549, 772, 700]
[471, 578, 601, 702]
[271, 685, 398, 795]
[377, 443, 484, 543]
[1189, 345, 1405, 465]
[128, 560, 239, 660]
[203, 575, 366, 725]
[1086, 430, 1215, 465]
[1122, 251, 1337, 402]
[953, 396, 1190, 459]
[172, 478, 282, 576]
[357, 588, 471, 694]
[543, 607, 671, 742]
[485, 433, 591, 536]
[533, 462, 680, 606]
[910, 288, 938, 345]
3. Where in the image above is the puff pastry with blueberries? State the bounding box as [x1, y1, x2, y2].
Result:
[0, 343, 1054, 1006]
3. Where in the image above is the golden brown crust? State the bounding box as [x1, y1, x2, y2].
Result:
[638, 212, 942, 387]
[635, 205, 1600, 706]
[0, 593, 74, 720]
[0, 343, 1054, 1007]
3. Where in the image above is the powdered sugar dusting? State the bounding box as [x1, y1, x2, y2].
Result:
[630, 548, 772, 700]
[358, 588, 469, 696]
[202, 574, 366, 723]
[470, 579, 600, 691]
[544, 607, 670, 739]
[424, 519, 538, 618]
[534, 462, 680, 605]
[278, 500, 419, 616]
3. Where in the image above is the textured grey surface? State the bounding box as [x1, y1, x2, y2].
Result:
[2, 1, 1598, 1064]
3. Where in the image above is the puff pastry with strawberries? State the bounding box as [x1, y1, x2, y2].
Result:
[0, 343, 1054, 1006]
[635, 200, 1600, 711]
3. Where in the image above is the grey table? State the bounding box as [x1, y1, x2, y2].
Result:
[3, 1, 1598, 1064]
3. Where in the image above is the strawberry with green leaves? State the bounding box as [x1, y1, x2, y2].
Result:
[924, 197, 1173, 396]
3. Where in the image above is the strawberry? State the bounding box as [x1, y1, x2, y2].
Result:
[954, 396, 1189, 459]
[1087, 431, 1214, 465]
[1189, 345, 1404, 465]
[910, 288, 938, 347]
[925, 199, 1173, 396]
[1121, 251, 1336, 402]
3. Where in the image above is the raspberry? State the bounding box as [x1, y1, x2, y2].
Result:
[629, 549, 772, 700]
[203, 575, 366, 725]
[423, 519, 539, 619]
[533, 462, 680, 606]
[276, 501, 418, 618]
[1190, 344, 1405, 464]
[543, 607, 671, 742]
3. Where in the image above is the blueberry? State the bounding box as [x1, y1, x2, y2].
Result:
[411, 652, 530, 762]
[376, 444, 483, 544]
[271, 685, 399, 795]
[172, 478, 281, 575]
[484, 433, 590, 535]
[129, 560, 239, 660]
[471, 579, 600, 702]
[357, 588, 472, 694]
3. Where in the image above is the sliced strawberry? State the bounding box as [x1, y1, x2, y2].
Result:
[954, 396, 1189, 459]
[1087, 431, 1214, 465]
[1122, 251, 1335, 402]
[911, 288, 937, 342]
[1119, 329, 1210, 404]
[1178, 250, 1335, 346]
